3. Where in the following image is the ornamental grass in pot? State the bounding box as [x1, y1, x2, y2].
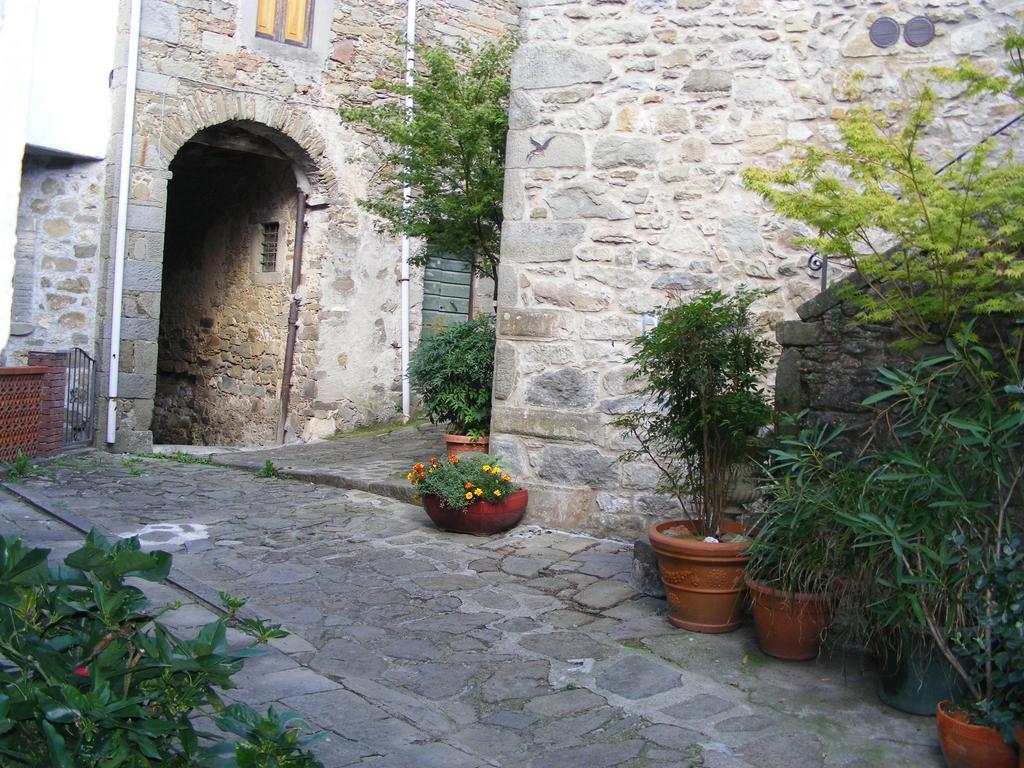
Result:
[406, 452, 526, 536]
[616, 288, 772, 633]
[408, 317, 495, 453]
[745, 423, 858, 660]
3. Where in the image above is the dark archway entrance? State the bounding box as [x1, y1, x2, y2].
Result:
[152, 123, 300, 446]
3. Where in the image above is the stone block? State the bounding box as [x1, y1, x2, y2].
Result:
[651, 272, 718, 291]
[496, 263, 518, 307]
[592, 137, 657, 169]
[119, 317, 159, 341]
[497, 308, 564, 339]
[546, 183, 630, 221]
[511, 45, 611, 90]
[654, 107, 690, 134]
[519, 486, 596, 532]
[126, 204, 166, 233]
[491, 406, 603, 442]
[575, 24, 649, 45]
[630, 539, 665, 598]
[123, 260, 163, 292]
[774, 348, 801, 417]
[795, 273, 865, 320]
[526, 367, 596, 409]
[776, 320, 824, 346]
[117, 372, 156, 399]
[493, 341, 517, 401]
[508, 91, 540, 130]
[684, 69, 732, 92]
[140, 1, 179, 44]
[537, 446, 618, 488]
[507, 132, 585, 169]
[501, 222, 583, 262]
[719, 213, 763, 258]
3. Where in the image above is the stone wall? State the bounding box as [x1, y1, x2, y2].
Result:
[3, 154, 104, 365]
[493, 0, 1017, 539]
[91, 0, 516, 451]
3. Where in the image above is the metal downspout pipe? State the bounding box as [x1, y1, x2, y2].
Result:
[105, 0, 141, 445]
[278, 190, 307, 443]
[400, 0, 417, 423]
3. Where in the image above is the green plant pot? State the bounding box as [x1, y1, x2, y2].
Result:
[877, 634, 965, 717]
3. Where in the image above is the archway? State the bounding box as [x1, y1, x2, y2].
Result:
[151, 122, 307, 446]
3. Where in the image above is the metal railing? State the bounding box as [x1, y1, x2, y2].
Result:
[63, 348, 96, 448]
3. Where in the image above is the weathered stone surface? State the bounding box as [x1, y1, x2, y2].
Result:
[537, 447, 618, 487]
[684, 69, 732, 92]
[596, 655, 681, 699]
[773, 348, 801, 415]
[592, 137, 658, 169]
[575, 24, 648, 45]
[719, 214, 764, 258]
[630, 538, 665, 598]
[497, 309, 564, 339]
[507, 132, 586, 169]
[651, 272, 719, 291]
[775, 320, 824, 346]
[511, 45, 611, 90]
[491, 407, 603, 442]
[492, 341, 517, 401]
[573, 579, 635, 610]
[526, 367, 597, 409]
[662, 694, 734, 720]
[546, 183, 631, 220]
[501, 222, 583, 262]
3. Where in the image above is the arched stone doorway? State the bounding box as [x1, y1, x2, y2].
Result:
[148, 120, 321, 447]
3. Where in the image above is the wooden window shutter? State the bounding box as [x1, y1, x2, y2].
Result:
[283, 0, 309, 44]
[255, 0, 277, 36]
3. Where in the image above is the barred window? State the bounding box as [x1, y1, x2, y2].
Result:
[260, 222, 279, 273]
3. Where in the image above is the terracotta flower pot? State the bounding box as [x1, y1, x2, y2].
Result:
[1014, 724, 1023, 768]
[422, 489, 527, 536]
[936, 700, 1016, 768]
[648, 519, 751, 633]
[443, 433, 489, 454]
[745, 578, 834, 661]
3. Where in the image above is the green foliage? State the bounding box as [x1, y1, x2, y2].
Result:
[340, 38, 513, 283]
[0, 530, 324, 767]
[7, 450, 38, 481]
[407, 317, 495, 435]
[952, 537, 1024, 743]
[743, 42, 1024, 347]
[255, 460, 280, 479]
[407, 453, 517, 511]
[746, 423, 861, 595]
[615, 289, 773, 538]
[825, 333, 1024, 703]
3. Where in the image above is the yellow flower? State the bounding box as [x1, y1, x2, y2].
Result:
[465, 492, 474, 500]
[493, 489, 502, 497]
[501, 474, 510, 482]
[491, 467, 500, 475]
[474, 488, 483, 496]
[412, 493, 421, 503]
[482, 465, 491, 472]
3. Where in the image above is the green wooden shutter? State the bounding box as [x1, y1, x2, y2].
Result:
[422, 255, 471, 336]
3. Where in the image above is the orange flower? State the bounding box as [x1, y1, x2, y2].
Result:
[448, 454, 459, 463]
[418, 471, 427, 479]
[429, 456, 438, 464]
[501, 474, 510, 482]
[413, 462, 424, 472]
[464, 482, 473, 489]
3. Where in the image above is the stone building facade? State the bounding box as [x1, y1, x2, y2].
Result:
[492, 1, 1018, 539]
[4, 0, 515, 451]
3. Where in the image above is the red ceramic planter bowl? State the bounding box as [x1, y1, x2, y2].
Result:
[422, 489, 527, 536]
[936, 700, 1016, 768]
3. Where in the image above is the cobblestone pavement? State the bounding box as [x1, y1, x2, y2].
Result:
[1, 452, 943, 767]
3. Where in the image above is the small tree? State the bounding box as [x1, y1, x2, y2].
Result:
[341, 38, 513, 287]
[616, 289, 773, 538]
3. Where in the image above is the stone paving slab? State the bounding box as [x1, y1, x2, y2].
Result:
[0, 452, 944, 767]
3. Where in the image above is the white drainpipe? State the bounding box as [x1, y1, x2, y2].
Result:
[400, 0, 417, 422]
[105, 0, 141, 445]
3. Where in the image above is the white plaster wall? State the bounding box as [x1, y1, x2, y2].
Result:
[25, 0, 119, 159]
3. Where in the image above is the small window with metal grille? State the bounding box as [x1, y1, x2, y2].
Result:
[260, 222, 279, 272]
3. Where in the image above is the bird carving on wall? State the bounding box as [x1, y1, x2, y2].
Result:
[527, 136, 554, 163]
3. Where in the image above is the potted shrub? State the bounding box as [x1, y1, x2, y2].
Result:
[407, 452, 526, 535]
[408, 316, 495, 453]
[936, 537, 1023, 768]
[744, 423, 858, 660]
[617, 288, 772, 633]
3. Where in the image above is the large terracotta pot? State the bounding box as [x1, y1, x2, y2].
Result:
[746, 578, 834, 661]
[422, 489, 527, 536]
[648, 520, 751, 633]
[936, 700, 1016, 768]
[1014, 724, 1023, 768]
[443, 433, 489, 454]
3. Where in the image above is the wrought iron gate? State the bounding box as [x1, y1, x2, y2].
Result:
[63, 348, 96, 448]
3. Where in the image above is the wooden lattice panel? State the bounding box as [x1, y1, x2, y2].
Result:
[0, 367, 45, 463]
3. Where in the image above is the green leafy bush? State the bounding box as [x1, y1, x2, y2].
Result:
[0, 531, 323, 767]
[408, 316, 495, 436]
[406, 452, 518, 511]
[615, 288, 773, 538]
